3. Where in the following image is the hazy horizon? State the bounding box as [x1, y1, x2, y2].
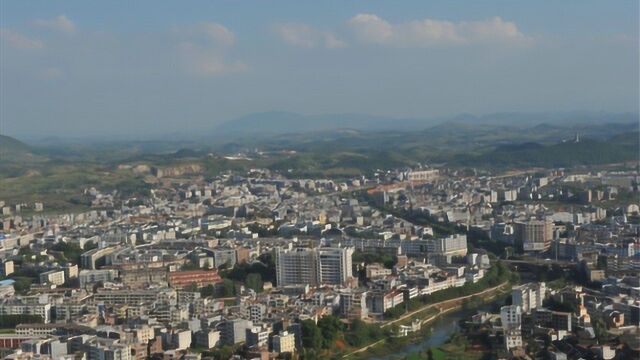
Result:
[3, 109, 637, 144]
[1, 1, 638, 138]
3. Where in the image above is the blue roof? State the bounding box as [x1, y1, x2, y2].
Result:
[0, 279, 16, 286]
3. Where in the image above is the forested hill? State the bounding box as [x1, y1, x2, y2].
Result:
[451, 132, 639, 168]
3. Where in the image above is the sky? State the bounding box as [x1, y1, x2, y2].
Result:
[1, 1, 638, 138]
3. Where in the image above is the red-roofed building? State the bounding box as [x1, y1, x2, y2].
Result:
[168, 270, 223, 289]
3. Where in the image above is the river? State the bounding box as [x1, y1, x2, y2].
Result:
[369, 295, 508, 360]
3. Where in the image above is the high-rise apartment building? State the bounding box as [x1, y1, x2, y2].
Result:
[512, 282, 546, 313]
[515, 219, 553, 253]
[275, 246, 353, 287]
[426, 234, 468, 256]
[275, 247, 319, 287]
[317, 247, 354, 285]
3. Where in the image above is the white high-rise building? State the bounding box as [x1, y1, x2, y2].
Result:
[426, 234, 468, 256]
[275, 246, 354, 287]
[500, 305, 522, 330]
[275, 247, 319, 287]
[512, 282, 546, 313]
[318, 247, 353, 285]
[500, 305, 523, 351]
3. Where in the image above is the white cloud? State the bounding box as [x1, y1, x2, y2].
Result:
[179, 42, 248, 77]
[324, 33, 348, 49]
[348, 14, 530, 47]
[174, 22, 246, 77]
[33, 15, 75, 34]
[274, 23, 347, 49]
[198, 22, 235, 46]
[348, 14, 394, 44]
[174, 22, 236, 46]
[275, 23, 315, 48]
[0, 28, 44, 50]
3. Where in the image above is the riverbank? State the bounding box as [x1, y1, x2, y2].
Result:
[342, 281, 511, 359]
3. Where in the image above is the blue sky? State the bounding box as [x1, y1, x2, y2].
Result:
[1, 1, 638, 137]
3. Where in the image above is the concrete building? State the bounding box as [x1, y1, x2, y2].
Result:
[1, 260, 14, 277]
[275, 246, 354, 287]
[339, 289, 368, 320]
[426, 234, 468, 257]
[219, 319, 252, 345]
[213, 249, 237, 268]
[173, 330, 191, 350]
[500, 305, 522, 330]
[81, 247, 117, 270]
[512, 282, 546, 314]
[39, 270, 65, 286]
[87, 341, 132, 360]
[194, 330, 220, 349]
[275, 247, 318, 287]
[272, 331, 295, 354]
[406, 169, 439, 182]
[0, 301, 52, 323]
[245, 326, 269, 347]
[167, 270, 223, 289]
[504, 329, 523, 350]
[94, 288, 177, 306]
[515, 219, 553, 253]
[79, 269, 119, 288]
[317, 247, 354, 285]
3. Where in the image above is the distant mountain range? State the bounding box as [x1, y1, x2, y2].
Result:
[2, 110, 637, 169]
[212, 110, 639, 139]
[211, 111, 439, 137]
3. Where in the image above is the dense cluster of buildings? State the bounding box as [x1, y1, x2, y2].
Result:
[468, 279, 639, 359]
[0, 165, 637, 359]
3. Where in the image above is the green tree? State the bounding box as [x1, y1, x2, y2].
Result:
[245, 273, 263, 292]
[0, 314, 43, 327]
[200, 284, 215, 297]
[186, 282, 198, 292]
[317, 315, 343, 348]
[300, 348, 320, 360]
[300, 320, 323, 350]
[345, 319, 370, 346]
[212, 345, 234, 360]
[222, 279, 235, 297]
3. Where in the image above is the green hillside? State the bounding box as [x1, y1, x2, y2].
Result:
[0, 135, 48, 177]
[452, 132, 639, 168]
[0, 135, 31, 157]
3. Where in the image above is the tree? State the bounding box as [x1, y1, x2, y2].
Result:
[300, 348, 320, 360]
[221, 279, 235, 297]
[592, 317, 612, 343]
[245, 273, 263, 292]
[301, 320, 323, 350]
[200, 284, 215, 297]
[345, 319, 370, 346]
[0, 314, 43, 327]
[212, 345, 234, 360]
[317, 315, 343, 348]
[186, 282, 198, 292]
